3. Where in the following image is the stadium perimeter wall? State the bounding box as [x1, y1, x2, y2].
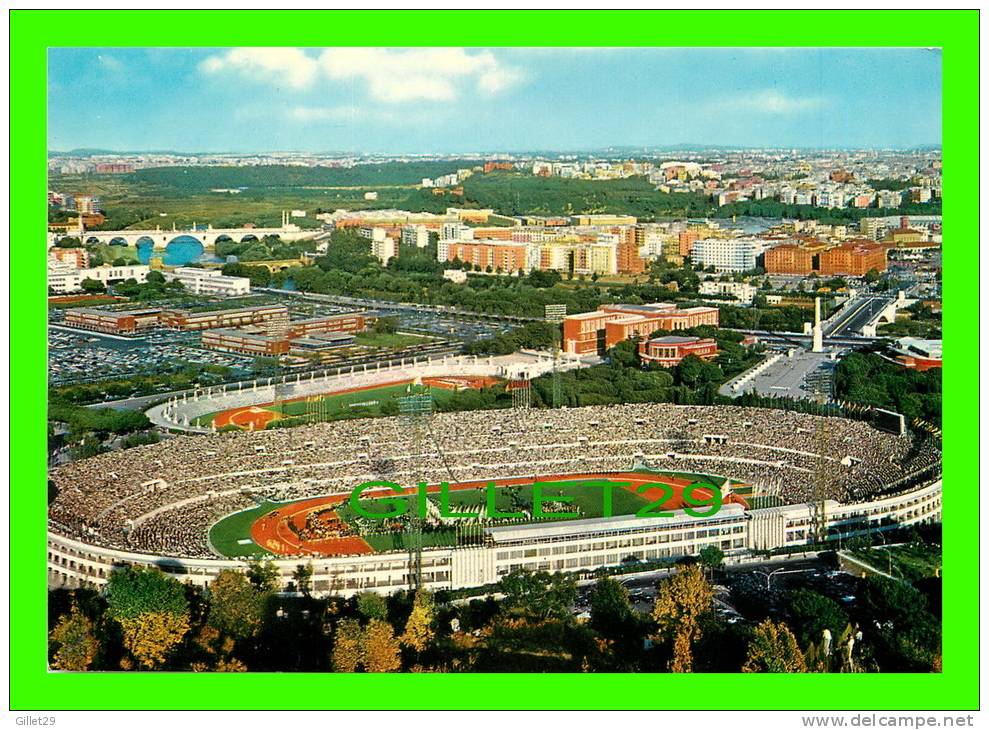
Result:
[147, 353, 561, 433]
[48, 479, 941, 598]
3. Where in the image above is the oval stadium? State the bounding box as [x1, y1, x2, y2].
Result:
[48, 388, 942, 596]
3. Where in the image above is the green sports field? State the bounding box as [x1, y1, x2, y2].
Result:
[194, 380, 479, 428]
[207, 471, 731, 558]
[271, 383, 465, 417]
[208, 500, 282, 558]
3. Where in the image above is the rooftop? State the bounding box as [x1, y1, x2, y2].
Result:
[646, 335, 707, 345]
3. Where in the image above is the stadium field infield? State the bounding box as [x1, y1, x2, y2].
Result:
[200, 375, 505, 431]
[209, 470, 748, 558]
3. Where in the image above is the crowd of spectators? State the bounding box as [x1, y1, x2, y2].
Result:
[49, 404, 940, 559]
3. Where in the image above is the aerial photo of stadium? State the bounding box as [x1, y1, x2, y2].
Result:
[48, 386, 942, 596]
[43, 41, 947, 678]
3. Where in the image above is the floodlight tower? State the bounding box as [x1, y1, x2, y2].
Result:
[398, 385, 434, 590]
[810, 393, 831, 545]
[544, 304, 567, 408]
[272, 381, 288, 418]
[511, 371, 532, 411]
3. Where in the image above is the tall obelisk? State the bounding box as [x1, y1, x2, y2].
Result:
[812, 296, 824, 353]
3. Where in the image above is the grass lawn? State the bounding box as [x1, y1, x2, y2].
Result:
[353, 331, 431, 349]
[633, 466, 728, 489]
[89, 243, 142, 265]
[209, 474, 717, 557]
[195, 381, 471, 427]
[50, 174, 449, 230]
[431, 480, 651, 519]
[334, 479, 653, 553]
[48, 295, 119, 309]
[275, 383, 409, 417]
[849, 542, 941, 581]
[208, 501, 280, 558]
[339, 479, 651, 524]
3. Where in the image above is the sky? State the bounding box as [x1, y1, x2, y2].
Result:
[48, 47, 942, 154]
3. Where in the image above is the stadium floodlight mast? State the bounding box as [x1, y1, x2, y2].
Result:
[511, 371, 532, 410]
[398, 388, 434, 590]
[544, 304, 567, 408]
[811, 392, 830, 545]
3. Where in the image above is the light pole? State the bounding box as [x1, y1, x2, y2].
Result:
[875, 530, 892, 577]
[757, 567, 789, 590]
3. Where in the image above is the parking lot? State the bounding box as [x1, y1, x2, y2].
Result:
[48, 295, 509, 388]
[48, 318, 253, 385]
[570, 557, 860, 621]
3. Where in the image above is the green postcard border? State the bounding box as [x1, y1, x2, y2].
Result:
[10, 9, 979, 711]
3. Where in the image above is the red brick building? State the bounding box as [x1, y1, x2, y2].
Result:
[283, 313, 369, 339]
[49, 247, 90, 269]
[446, 242, 528, 272]
[638, 336, 718, 367]
[159, 304, 289, 331]
[678, 230, 700, 257]
[613, 227, 645, 274]
[64, 308, 162, 335]
[890, 338, 941, 372]
[764, 244, 815, 275]
[201, 328, 291, 356]
[562, 303, 720, 355]
[818, 242, 887, 276]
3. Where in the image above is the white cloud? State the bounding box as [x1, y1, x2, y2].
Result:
[707, 89, 826, 115]
[200, 47, 525, 104]
[289, 105, 358, 122]
[318, 47, 524, 103]
[200, 47, 318, 90]
[289, 105, 400, 125]
[97, 54, 124, 72]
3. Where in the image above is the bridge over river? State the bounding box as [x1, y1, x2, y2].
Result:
[48, 211, 314, 250]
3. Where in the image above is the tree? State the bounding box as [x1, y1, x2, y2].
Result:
[589, 577, 633, 636]
[741, 620, 808, 673]
[698, 545, 725, 576]
[856, 576, 940, 671]
[49, 603, 99, 671]
[651, 565, 713, 673]
[364, 619, 402, 672]
[146, 270, 166, 285]
[499, 570, 578, 621]
[371, 316, 399, 335]
[105, 566, 190, 669]
[106, 566, 188, 619]
[864, 268, 881, 284]
[117, 612, 192, 669]
[207, 569, 266, 642]
[246, 559, 281, 593]
[401, 590, 436, 653]
[356, 591, 388, 622]
[331, 619, 364, 673]
[783, 589, 849, 650]
[112, 256, 129, 267]
[292, 563, 314, 597]
[80, 278, 104, 293]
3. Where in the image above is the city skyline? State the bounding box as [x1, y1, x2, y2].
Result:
[48, 47, 942, 154]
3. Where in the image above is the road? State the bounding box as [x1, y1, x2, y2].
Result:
[572, 556, 840, 616]
[721, 349, 836, 400]
[823, 295, 894, 337]
[258, 287, 541, 324]
[727, 329, 879, 349]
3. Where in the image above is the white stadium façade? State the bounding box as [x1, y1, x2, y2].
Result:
[48, 402, 941, 597]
